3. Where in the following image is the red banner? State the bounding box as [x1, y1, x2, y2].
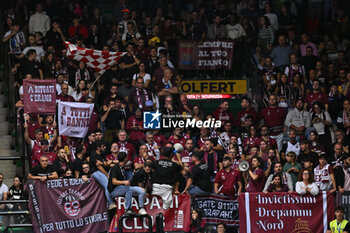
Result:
[23, 79, 56, 114]
[239, 192, 334, 233]
[27, 179, 108, 233]
[109, 194, 191, 232]
[178, 40, 234, 70]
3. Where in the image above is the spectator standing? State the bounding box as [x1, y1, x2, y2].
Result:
[2, 21, 26, 55]
[244, 156, 265, 192]
[285, 99, 310, 138]
[314, 154, 337, 193]
[29, 3, 50, 36]
[214, 157, 242, 197]
[207, 15, 227, 40]
[151, 147, 182, 209]
[335, 154, 350, 192]
[264, 174, 289, 192]
[183, 151, 212, 196]
[270, 35, 292, 70]
[259, 94, 287, 151]
[283, 152, 302, 187]
[101, 97, 126, 143]
[257, 16, 275, 56]
[295, 168, 319, 196]
[263, 162, 294, 192]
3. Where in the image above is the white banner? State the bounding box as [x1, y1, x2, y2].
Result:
[58, 102, 94, 138]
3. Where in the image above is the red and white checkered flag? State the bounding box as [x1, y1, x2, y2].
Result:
[64, 41, 126, 75]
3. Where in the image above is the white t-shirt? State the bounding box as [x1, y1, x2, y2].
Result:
[22, 46, 45, 62]
[132, 73, 151, 83]
[0, 183, 9, 200]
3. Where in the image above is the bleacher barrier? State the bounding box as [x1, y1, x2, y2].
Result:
[0, 200, 32, 233]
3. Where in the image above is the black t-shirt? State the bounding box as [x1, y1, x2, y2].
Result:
[20, 58, 41, 79]
[46, 30, 63, 50]
[190, 162, 212, 192]
[89, 151, 105, 173]
[30, 164, 56, 176]
[130, 169, 151, 188]
[108, 164, 126, 192]
[53, 159, 73, 177]
[73, 157, 84, 175]
[297, 151, 318, 167]
[103, 109, 125, 130]
[151, 159, 182, 185]
[118, 54, 139, 78]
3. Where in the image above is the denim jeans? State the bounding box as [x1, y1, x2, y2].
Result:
[110, 185, 145, 210]
[188, 185, 210, 196]
[92, 171, 113, 205]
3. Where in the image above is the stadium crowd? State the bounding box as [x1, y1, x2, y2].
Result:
[1, 0, 350, 232]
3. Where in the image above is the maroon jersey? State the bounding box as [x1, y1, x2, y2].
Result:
[33, 151, 57, 167]
[57, 94, 75, 102]
[197, 137, 209, 149]
[88, 110, 99, 132]
[30, 140, 41, 166]
[117, 141, 136, 170]
[126, 116, 145, 142]
[212, 108, 234, 124]
[246, 168, 265, 192]
[243, 137, 260, 150]
[28, 123, 41, 140]
[305, 92, 328, 108]
[60, 136, 79, 162]
[106, 153, 118, 161]
[154, 134, 166, 147]
[167, 136, 186, 147]
[235, 109, 258, 126]
[214, 168, 241, 196]
[257, 137, 278, 150]
[259, 106, 287, 136]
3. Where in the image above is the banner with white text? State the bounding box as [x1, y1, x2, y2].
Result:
[239, 192, 334, 233]
[27, 179, 108, 233]
[58, 102, 94, 138]
[109, 194, 191, 232]
[23, 79, 56, 114]
[193, 194, 239, 226]
[178, 40, 234, 70]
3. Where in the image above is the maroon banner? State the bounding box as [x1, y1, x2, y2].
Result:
[239, 192, 334, 233]
[27, 179, 108, 233]
[178, 40, 234, 70]
[23, 79, 56, 114]
[109, 194, 191, 232]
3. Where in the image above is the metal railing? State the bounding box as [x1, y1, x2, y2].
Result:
[0, 200, 32, 233]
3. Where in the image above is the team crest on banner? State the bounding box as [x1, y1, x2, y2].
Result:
[27, 179, 108, 233]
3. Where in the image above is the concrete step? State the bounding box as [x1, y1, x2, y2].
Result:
[0, 165, 17, 173]
[0, 107, 8, 114]
[0, 144, 10, 150]
[0, 135, 12, 144]
[0, 149, 19, 156]
[0, 160, 18, 166]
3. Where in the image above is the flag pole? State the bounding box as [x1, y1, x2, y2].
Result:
[88, 72, 104, 92]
